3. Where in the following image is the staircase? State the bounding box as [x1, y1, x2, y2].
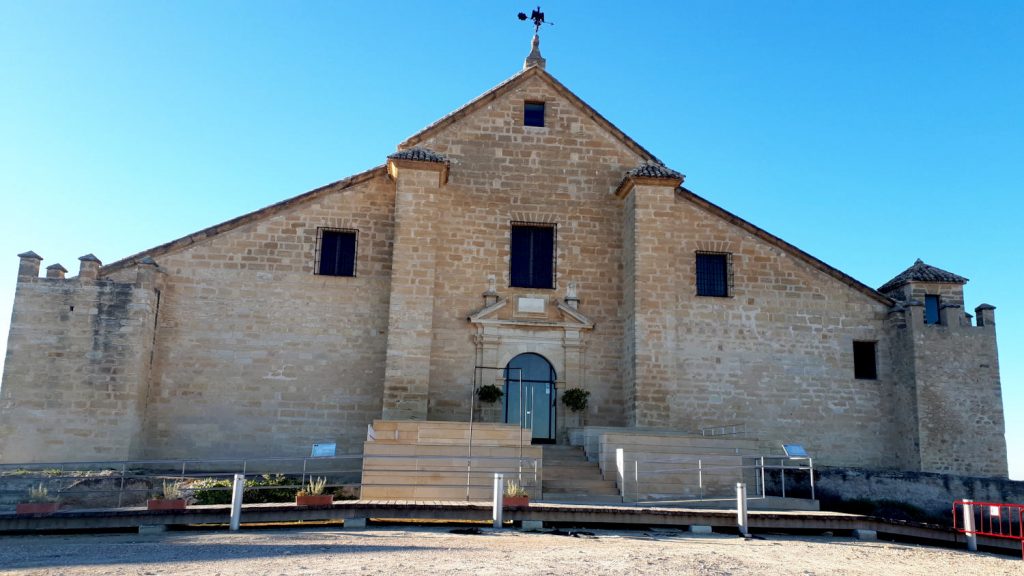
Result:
[541, 445, 622, 503]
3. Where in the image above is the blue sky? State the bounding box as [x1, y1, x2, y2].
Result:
[0, 1, 1020, 478]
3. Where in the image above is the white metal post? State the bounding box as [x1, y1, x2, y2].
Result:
[963, 499, 977, 552]
[698, 459, 703, 501]
[615, 448, 625, 500]
[780, 460, 786, 498]
[493, 473, 504, 529]
[808, 457, 815, 500]
[736, 482, 749, 536]
[634, 460, 639, 502]
[229, 474, 245, 531]
[760, 457, 766, 499]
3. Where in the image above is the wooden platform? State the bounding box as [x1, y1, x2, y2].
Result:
[0, 498, 1017, 555]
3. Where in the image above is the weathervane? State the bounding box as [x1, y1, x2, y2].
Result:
[518, 6, 553, 34]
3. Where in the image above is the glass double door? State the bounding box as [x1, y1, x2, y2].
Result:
[504, 353, 556, 443]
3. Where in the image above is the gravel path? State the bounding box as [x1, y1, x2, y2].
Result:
[0, 526, 1018, 575]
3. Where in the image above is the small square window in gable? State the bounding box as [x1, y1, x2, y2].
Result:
[695, 252, 731, 297]
[524, 101, 545, 127]
[316, 228, 357, 277]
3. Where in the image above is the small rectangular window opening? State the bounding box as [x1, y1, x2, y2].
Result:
[315, 228, 357, 277]
[853, 341, 877, 380]
[924, 294, 941, 325]
[510, 222, 555, 289]
[524, 101, 545, 127]
[696, 252, 730, 297]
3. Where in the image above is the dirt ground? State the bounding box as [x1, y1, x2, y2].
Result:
[0, 526, 1018, 576]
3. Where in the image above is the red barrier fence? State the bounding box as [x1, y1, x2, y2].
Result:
[952, 499, 1024, 559]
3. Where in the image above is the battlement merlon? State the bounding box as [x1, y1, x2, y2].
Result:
[16, 251, 42, 279]
[975, 304, 996, 328]
[77, 254, 101, 282]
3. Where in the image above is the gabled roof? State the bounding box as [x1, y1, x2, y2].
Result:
[878, 259, 968, 293]
[399, 66, 661, 164]
[677, 186, 894, 306]
[101, 166, 386, 275]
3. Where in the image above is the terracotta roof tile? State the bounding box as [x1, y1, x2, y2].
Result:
[878, 259, 968, 293]
[388, 148, 447, 163]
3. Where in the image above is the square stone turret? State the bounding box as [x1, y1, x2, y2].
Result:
[878, 258, 968, 312]
[880, 258, 1006, 476]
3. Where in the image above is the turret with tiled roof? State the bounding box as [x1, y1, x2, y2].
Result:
[878, 258, 968, 295]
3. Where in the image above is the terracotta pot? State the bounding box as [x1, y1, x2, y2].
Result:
[503, 495, 529, 509]
[296, 494, 334, 507]
[147, 498, 187, 511]
[16, 502, 60, 515]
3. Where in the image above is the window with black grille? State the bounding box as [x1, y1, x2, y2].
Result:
[853, 341, 877, 380]
[315, 228, 357, 277]
[695, 252, 730, 297]
[524, 101, 545, 127]
[510, 222, 555, 289]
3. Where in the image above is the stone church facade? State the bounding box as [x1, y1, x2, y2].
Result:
[0, 55, 1008, 477]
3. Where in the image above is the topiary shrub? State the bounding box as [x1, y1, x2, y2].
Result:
[561, 388, 590, 412]
[477, 384, 504, 404]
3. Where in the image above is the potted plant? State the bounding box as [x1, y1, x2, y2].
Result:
[477, 384, 504, 404]
[296, 476, 333, 507]
[16, 483, 60, 515]
[147, 480, 187, 511]
[561, 388, 590, 413]
[503, 479, 529, 509]
[561, 387, 590, 432]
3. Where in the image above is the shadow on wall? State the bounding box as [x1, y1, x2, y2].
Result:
[783, 467, 1024, 526]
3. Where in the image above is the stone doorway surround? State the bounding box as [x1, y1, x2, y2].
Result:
[468, 279, 594, 442]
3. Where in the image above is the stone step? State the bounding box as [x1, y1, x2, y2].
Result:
[543, 482, 620, 495]
[541, 492, 623, 504]
[543, 466, 607, 480]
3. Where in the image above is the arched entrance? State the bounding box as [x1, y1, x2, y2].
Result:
[504, 353, 557, 443]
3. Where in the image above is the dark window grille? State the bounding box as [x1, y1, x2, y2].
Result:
[853, 341, 878, 380]
[510, 222, 555, 289]
[696, 252, 730, 297]
[524, 101, 545, 127]
[315, 228, 357, 277]
[924, 294, 941, 325]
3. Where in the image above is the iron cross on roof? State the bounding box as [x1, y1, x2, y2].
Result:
[518, 6, 553, 34]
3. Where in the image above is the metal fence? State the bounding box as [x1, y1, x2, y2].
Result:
[0, 452, 543, 511]
[614, 449, 814, 504]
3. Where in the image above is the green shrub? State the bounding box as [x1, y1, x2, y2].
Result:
[190, 474, 299, 505]
[561, 388, 590, 412]
[477, 384, 504, 404]
[190, 478, 232, 505]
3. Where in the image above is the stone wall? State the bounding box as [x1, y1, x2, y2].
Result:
[904, 301, 1006, 476]
[0, 259, 158, 462]
[815, 467, 1024, 522]
[410, 72, 645, 432]
[618, 190, 897, 468]
[129, 174, 395, 459]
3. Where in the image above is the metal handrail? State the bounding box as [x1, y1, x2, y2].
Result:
[613, 448, 814, 503]
[0, 452, 544, 509]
